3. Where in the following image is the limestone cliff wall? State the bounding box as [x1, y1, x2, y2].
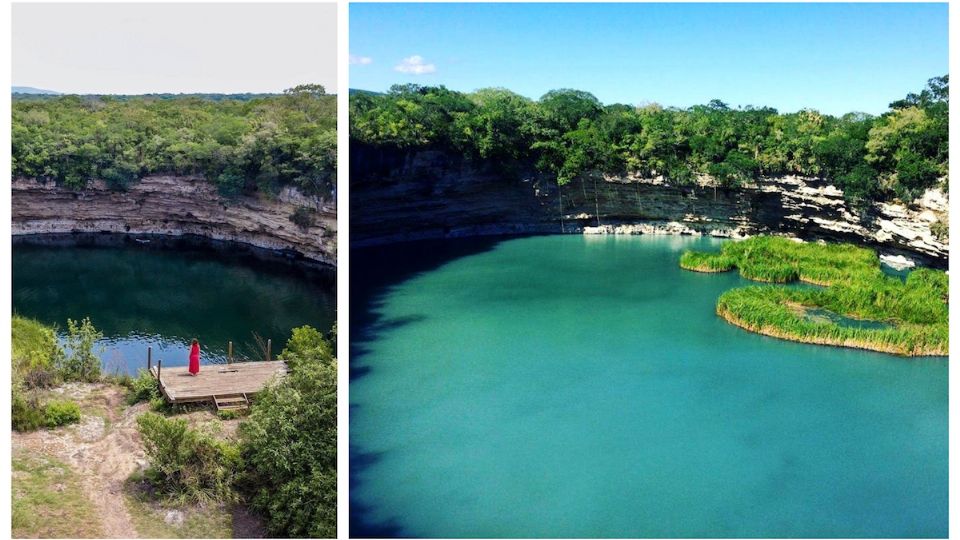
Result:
[12, 175, 337, 267]
[351, 148, 948, 266]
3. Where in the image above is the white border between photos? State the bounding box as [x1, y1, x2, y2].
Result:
[0, 1, 957, 539]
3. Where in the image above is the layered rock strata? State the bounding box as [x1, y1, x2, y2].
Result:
[351, 148, 947, 266]
[12, 175, 337, 267]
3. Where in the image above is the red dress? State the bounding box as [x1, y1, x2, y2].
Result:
[188, 343, 201, 375]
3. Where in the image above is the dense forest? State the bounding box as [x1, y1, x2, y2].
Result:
[12, 85, 336, 198]
[351, 76, 948, 206]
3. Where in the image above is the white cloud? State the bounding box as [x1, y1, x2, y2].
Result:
[349, 54, 373, 66]
[394, 55, 436, 75]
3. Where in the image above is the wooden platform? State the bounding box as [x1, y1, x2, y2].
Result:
[150, 361, 288, 404]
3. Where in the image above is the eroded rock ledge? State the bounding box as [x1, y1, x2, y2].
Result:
[350, 149, 947, 266]
[12, 175, 337, 267]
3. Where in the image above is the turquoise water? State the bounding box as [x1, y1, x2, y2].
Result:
[350, 235, 947, 538]
[13, 237, 336, 375]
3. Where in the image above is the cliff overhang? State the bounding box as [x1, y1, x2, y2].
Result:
[350, 148, 948, 267]
[12, 175, 337, 267]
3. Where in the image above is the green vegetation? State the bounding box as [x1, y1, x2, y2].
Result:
[680, 236, 948, 356]
[13, 316, 63, 388]
[351, 76, 947, 205]
[12, 85, 336, 197]
[12, 316, 87, 431]
[12, 396, 47, 432]
[44, 400, 82, 428]
[13, 452, 104, 538]
[61, 317, 103, 382]
[125, 368, 161, 405]
[13, 316, 337, 537]
[236, 324, 337, 538]
[137, 412, 241, 506]
[290, 206, 318, 230]
[131, 324, 338, 537]
[124, 478, 234, 539]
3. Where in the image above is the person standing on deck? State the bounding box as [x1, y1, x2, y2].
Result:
[189, 338, 201, 376]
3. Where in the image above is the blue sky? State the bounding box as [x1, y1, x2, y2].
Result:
[350, 3, 948, 116]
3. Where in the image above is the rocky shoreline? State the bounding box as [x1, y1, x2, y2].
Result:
[12, 176, 337, 267]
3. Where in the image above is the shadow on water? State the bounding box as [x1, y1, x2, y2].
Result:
[349, 441, 407, 538]
[349, 236, 520, 381]
[349, 236, 519, 537]
[13, 233, 336, 372]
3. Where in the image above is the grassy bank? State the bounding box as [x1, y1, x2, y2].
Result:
[680, 236, 948, 356]
[13, 452, 104, 538]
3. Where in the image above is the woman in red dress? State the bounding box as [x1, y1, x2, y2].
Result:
[188, 338, 201, 375]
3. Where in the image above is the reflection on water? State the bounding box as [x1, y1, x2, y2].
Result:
[14, 235, 336, 375]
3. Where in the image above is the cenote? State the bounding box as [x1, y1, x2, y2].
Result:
[350, 235, 947, 538]
[13, 234, 336, 375]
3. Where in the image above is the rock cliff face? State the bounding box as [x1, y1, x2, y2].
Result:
[12, 175, 337, 267]
[351, 148, 948, 267]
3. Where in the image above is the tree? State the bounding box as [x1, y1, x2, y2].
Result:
[347, 76, 947, 207]
[60, 317, 102, 382]
[538, 89, 603, 134]
[284, 84, 326, 97]
[237, 325, 337, 538]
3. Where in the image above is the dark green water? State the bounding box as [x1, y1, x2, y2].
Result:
[350, 235, 947, 538]
[13, 236, 336, 375]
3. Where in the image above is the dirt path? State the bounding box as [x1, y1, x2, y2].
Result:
[13, 384, 147, 538]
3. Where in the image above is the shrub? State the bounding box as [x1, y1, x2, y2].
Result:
[60, 317, 103, 382]
[136, 412, 240, 505]
[290, 206, 317, 230]
[277, 325, 335, 370]
[44, 400, 81, 428]
[216, 409, 247, 421]
[12, 316, 64, 389]
[125, 369, 160, 405]
[238, 325, 337, 538]
[12, 390, 47, 432]
[930, 217, 948, 241]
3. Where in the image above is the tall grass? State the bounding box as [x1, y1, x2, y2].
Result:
[680, 236, 948, 356]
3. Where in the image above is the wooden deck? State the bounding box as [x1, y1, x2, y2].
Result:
[150, 360, 288, 404]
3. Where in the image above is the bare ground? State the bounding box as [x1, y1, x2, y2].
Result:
[12, 383, 256, 539]
[13, 384, 145, 538]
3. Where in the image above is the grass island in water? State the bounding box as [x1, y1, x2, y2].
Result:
[680, 236, 948, 356]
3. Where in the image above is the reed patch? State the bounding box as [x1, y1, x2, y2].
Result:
[681, 236, 948, 356]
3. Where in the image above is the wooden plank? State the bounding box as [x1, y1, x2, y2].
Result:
[156, 361, 287, 404]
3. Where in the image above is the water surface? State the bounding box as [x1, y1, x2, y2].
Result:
[13, 236, 336, 374]
[350, 235, 947, 538]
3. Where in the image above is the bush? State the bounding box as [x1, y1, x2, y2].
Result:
[137, 412, 240, 505]
[290, 206, 317, 230]
[12, 390, 47, 432]
[44, 400, 81, 428]
[216, 409, 247, 421]
[12, 316, 64, 389]
[60, 317, 103, 382]
[277, 325, 335, 370]
[930, 217, 948, 241]
[238, 325, 337, 538]
[125, 369, 160, 405]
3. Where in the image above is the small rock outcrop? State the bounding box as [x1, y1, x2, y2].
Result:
[12, 176, 337, 266]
